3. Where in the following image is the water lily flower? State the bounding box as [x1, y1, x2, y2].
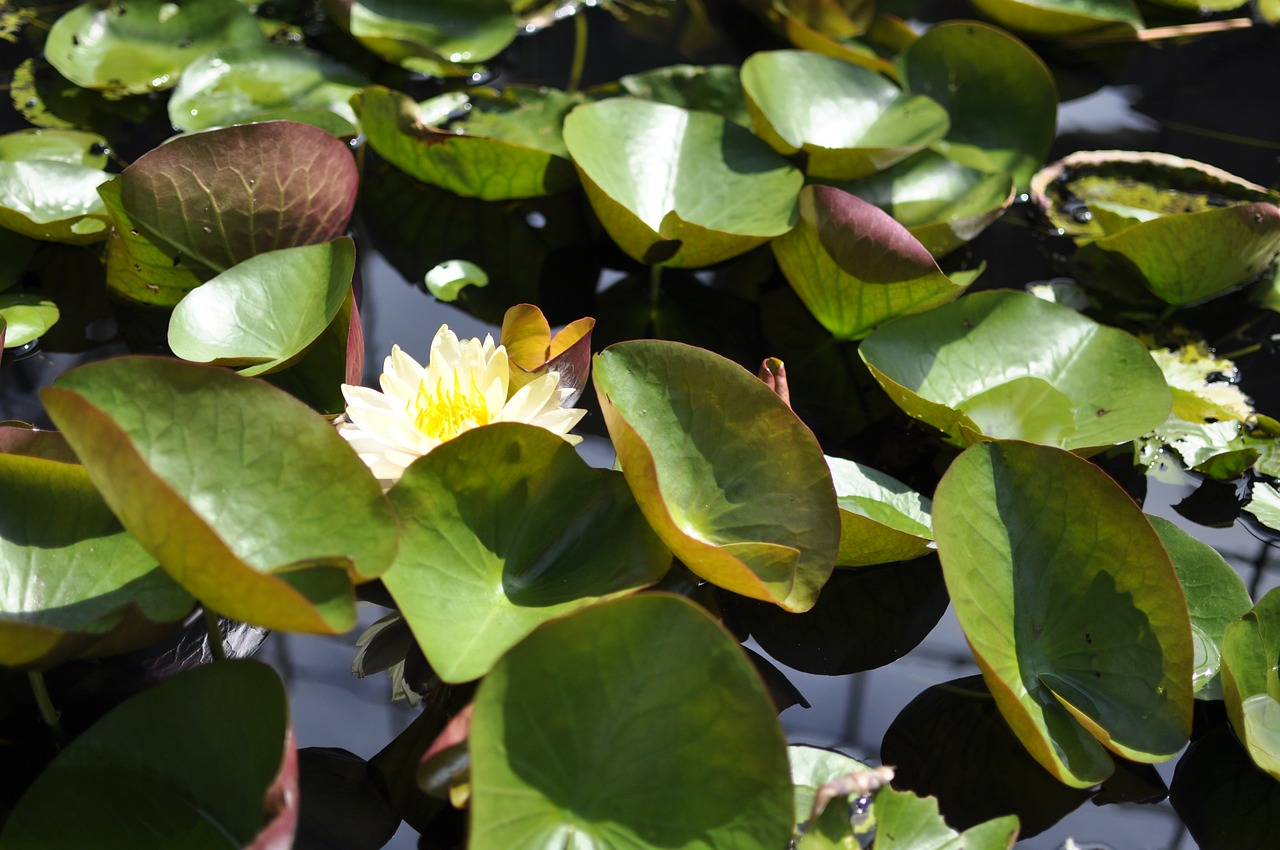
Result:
[338, 324, 586, 487]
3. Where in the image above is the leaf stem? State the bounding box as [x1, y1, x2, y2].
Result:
[567, 10, 588, 94]
[28, 670, 68, 747]
[648, 263, 662, 313]
[204, 606, 228, 662]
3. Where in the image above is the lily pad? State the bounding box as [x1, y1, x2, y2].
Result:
[869, 787, 1020, 850]
[499, 303, 593, 403]
[827, 454, 933, 567]
[1, 660, 296, 848]
[563, 97, 803, 267]
[741, 50, 949, 180]
[1221, 587, 1280, 779]
[382, 423, 671, 683]
[841, 150, 1015, 256]
[42, 357, 399, 634]
[468, 594, 794, 850]
[0, 293, 58, 348]
[168, 43, 368, 135]
[353, 85, 579, 201]
[119, 121, 359, 275]
[611, 64, 750, 126]
[0, 451, 193, 670]
[334, 0, 517, 72]
[0, 159, 111, 244]
[968, 0, 1141, 40]
[1033, 151, 1280, 305]
[168, 238, 356, 376]
[45, 0, 265, 95]
[1148, 515, 1252, 700]
[900, 21, 1057, 188]
[593, 340, 840, 612]
[0, 128, 109, 167]
[99, 178, 205, 307]
[859, 290, 1171, 450]
[788, 743, 879, 848]
[773, 185, 972, 341]
[933, 441, 1194, 788]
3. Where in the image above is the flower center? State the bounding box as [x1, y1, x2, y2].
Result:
[410, 372, 492, 441]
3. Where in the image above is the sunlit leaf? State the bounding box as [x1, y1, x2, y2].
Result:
[45, 0, 264, 95]
[900, 22, 1057, 188]
[827, 455, 933, 567]
[0, 451, 193, 670]
[119, 121, 359, 275]
[99, 179, 205, 307]
[332, 0, 517, 72]
[563, 97, 802, 267]
[168, 238, 355, 376]
[967, 0, 1141, 40]
[934, 441, 1194, 788]
[593, 340, 840, 611]
[859, 290, 1171, 450]
[1, 661, 296, 848]
[43, 357, 398, 634]
[742, 50, 948, 180]
[1221, 587, 1280, 780]
[499, 303, 593, 402]
[610, 64, 750, 126]
[773, 185, 970, 341]
[0, 293, 58, 348]
[469, 594, 794, 849]
[0, 159, 110, 244]
[168, 43, 367, 134]
[869, 787, 1019, 849]
[0, 128, 109, 168]
[383, 424, 671, 683]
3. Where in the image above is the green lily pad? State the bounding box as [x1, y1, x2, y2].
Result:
[42, 357, 399, 634]
[0, 293, 58, 348]
[0, 128, 109, 168]
[789, 744, 871, 832]
[1148, 515, 1252, 700]
[0, 159, 111, 244]
[611, 64, 750, 126]
[869, 787, 1020, 850]
[1246, 481, 1280, 532]
[0, 451, 193, 670]
[119, 121, 359, 275]
[773, 185, 971, 341]
[168, 43, 367, 135]
[593, 340, 840, 612]
[168, 238, 356, 376]
[900, 22, 1057, 189]
[827, 454, 933, 567]
[563, 97, 803, 267]
[1, 660, 296, 848]
[841, 150, 1015, 256]
[789, 743, 879, 849]
[968, 0, 1142, 39]
[1221, 587, 1280, 780]
[742, 50, 949, 180]
[382, 423, 671, 683]
[353, 85, 579, 201]
[336, 0, 517, 72]
[45, 0, 265, 95]
[99, 178, 204, 307]
[469, 594, 794, 850]
[933, 441, 1194, 788]
[859, 290, 1171, 450]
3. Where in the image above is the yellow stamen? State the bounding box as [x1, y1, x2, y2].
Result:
[410, 371, 491, 440]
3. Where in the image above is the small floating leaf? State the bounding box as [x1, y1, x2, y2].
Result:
[0, 128, 109, 168]
[0, 160, 111, 244]
[0, 293, 58, 348]
[827, 454, 933, 567]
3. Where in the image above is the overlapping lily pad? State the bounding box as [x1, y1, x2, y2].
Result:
[593, 340, 839, 611]
[611, 64, 750, 126]
[1032, 151, 1280, 305]
[1221, 587, 1280, 779]
[42, 357, 399, 634]
[169, 43, 368, 135]
[563, 97, 803, 267]
[742, 50, 949, 180]
[933, 441, 1194, 787]
[382, 424, 671, 683]
[1, 661, 296, 848]
[468, 594, 793, 850]
[772, 185, 973, 341]
[968, 0, 1142, 40]
[119, 121, 359, 275]
[869, 787, 1020, 850]
[354, 85, 579, 201]
[329, 0, 517, 73]
[44, 0, 265, 95]
[0, 451, 193, 670]
[827, 455, 933, 567]
[900, 22, 1057, 188]
[843, 150, 1016, 256]
[99, 179, 205, 306]
[168, 238, 356, 375]
[859, 290, 1171, 450]
[0, 159, 111, 244]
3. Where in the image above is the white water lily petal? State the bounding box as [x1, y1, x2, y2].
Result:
[337, 324, 588, 488]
